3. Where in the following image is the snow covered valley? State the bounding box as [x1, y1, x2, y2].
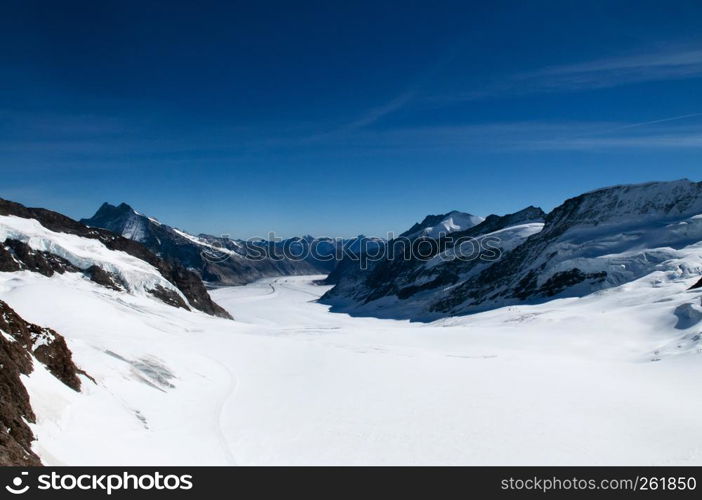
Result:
[4, 271, 702, 465]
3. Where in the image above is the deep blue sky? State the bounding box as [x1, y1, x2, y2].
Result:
[2, 1, 702, 238]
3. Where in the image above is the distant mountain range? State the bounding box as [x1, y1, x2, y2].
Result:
[8, 179, 702, 324]
[79, 181, 702, 322]
[81, 202, 383, 286]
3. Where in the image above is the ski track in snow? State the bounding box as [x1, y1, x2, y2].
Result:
[208, 356, 239, 465]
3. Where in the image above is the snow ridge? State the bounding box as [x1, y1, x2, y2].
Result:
[0, 216, 185, 302]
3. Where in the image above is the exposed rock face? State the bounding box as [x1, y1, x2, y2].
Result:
[0, 243, 20, 272]
[0, 317, 39, 465]
[2, 238, 79, 276]
[148, 284, 190, 310]
[690, 278, 702, 290]
[83, 265, 124, 291]
[0, 301, 83, 391]
[0, 199, 231, 319]
[1, 238, 126, 293]
[0, 300, 85, 465]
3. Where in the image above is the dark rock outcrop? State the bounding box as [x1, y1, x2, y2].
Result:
[1, 239, 127, 293]
[0, 314, 40, 465]
[83, 265, 123, 291]
[3, 239, 79, 276]
[690, 278, 702, 290]
[0, 301, 82, 391]
[0, 199, 231, 319]
[148, 284, 190, 310]
[0, 244, 20, 272]
[0, 300, 85, 465]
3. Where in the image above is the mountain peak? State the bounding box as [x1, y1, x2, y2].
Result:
[81, 202, 148, 241]
[91, 202, 137, 220]
[401, 210, 484, 239]
[116, 202, 135, 212]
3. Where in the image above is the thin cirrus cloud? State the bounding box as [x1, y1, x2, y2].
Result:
[524, 131, 702, 151]
[522, 113, 702, 151]
[442, 45, 702, 101]
[311, 44, 702, 145]
[520, 46, 702, 89]
[335, 114, 702, 153]
[304, 44, 464, 141]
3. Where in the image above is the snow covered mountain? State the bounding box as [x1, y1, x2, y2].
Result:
[321, 205, 545, 319]
[79, 202, 153, 242]
[321, 180, 702, 321]
[81, 203, 375, 285]
[400, 210, 485, 239]
[0, 199, 230, 319]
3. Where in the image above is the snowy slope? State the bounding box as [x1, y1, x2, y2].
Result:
[119, 213, 149, 242]
[1, 181, 701, 465]
[2, 271, 236, 465]
[1, 270, 700, 465]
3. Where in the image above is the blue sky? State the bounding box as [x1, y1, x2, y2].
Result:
[2, 1, 702, 238]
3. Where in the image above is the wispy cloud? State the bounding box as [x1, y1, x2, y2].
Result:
[317, 113, 702, 153]
[520, 46, 702, 90]
[520, 113, 702, 151]
[338, 90, 417, 132]
[304, 43, 466, 141]
[439, 44, 702, 102]
[302, 89, 419, 143]
[526, 133, 702, 151]
[584, 113, 702, 135]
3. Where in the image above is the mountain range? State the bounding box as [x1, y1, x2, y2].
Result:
[81, 202, 382, 286]
[1, 179, 702, 464]
[320, 179, 702, 320]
